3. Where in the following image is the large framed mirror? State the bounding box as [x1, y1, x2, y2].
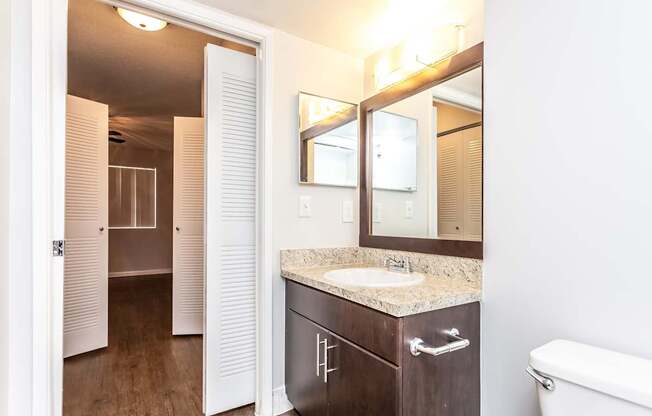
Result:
[298, 92, 358, 187]
[360, 43, 483, 258]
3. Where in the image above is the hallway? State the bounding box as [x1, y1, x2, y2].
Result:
[63, 275, 202, 415]
[63, 275, 295, 416]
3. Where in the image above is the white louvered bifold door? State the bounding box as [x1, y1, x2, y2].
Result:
[462, 126, 483, 241]
[437, 131, 464, 239]
[173, 117, 205, 335]
[203, 44, 257, 414]
[64, 95, 109, 358]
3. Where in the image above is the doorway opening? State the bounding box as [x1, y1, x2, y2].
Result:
[62, 1, 264, 414]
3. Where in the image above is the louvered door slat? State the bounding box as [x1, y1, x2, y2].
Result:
[173, 117, 205, 335]
[64, 95, 108, 358]
[204, 44, 257, 415]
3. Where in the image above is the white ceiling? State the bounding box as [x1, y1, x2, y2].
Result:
[194, 0, 483, 58]
[68, 0, 482, 150]
[431, 66, 482, 109]
[68, 0, 252, 150]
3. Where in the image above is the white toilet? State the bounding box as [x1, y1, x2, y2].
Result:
[528, 339, 652, 415]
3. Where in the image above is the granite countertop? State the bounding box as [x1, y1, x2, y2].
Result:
[281, 263, 482, 317]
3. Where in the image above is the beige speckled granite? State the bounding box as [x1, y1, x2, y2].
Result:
[280, 247, 482, 317]
[280, 247, 363, 268]
[280, 247, 482, 282]
[358, 248, 482, 283]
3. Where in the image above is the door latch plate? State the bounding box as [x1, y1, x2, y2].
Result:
[52, 240, 65, 257]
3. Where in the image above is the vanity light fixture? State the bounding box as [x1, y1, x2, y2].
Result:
[374, 24, 466, 90]
[116, 7, 168, 32]
[415, 24, 466, 68]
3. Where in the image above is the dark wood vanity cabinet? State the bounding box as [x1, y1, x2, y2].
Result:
[285, 281, 480, 416]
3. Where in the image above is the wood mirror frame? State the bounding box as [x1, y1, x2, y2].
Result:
[359, 42, 484, 259]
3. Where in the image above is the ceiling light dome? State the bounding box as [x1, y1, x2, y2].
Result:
[116, 7, 168, 32]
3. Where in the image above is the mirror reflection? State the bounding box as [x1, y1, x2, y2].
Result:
[371, 66, 482, 241]
[299, 92, 358, 187]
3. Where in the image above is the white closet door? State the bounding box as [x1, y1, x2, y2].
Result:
[204, 44, 257, 415]
[64, 95, 108, 358]
[173, 117, 205, 335]
[463, 126, 483, 241]
[437, 132, 464, 239]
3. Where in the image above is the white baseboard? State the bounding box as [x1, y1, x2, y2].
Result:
[108, 268, 172, 278]
[273, 385, 294, 415]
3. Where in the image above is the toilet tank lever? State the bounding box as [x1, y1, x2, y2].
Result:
[526, 366, 555, 391]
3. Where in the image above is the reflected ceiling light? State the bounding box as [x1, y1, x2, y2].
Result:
[116, 7, 168, 32]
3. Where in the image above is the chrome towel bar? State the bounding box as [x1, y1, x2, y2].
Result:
[526, 366, 555, 391]
[409, 328, 470, 357]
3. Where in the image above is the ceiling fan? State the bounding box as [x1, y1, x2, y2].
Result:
[108, 130, 125, 144]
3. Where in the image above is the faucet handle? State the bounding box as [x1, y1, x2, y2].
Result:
[404, 257, 412, 273]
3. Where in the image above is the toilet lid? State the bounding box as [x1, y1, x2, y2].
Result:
[530, 340, 652, 409]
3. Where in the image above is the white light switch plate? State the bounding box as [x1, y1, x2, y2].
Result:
[404, 200, 414, 218]
[299, 195, 312, 217]
[341, 200, 353, 223]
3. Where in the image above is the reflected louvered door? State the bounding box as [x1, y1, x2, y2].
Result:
[437, 132, 463, 239]
[173, 117, 205, 335]
[204, 44, 257, 414]
[462, 126, 482, 241]
[64, 95, 108, 358]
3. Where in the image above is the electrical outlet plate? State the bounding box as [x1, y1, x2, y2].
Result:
[373, 202, 382, 223]
[404, 200, 414, 219]
[341, 200, 353, 223]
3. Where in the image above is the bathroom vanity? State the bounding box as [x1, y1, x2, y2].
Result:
[282, 250, 482, 416]
[285, 42, 485, 416]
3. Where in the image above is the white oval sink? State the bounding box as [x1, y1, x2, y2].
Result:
[324, 267, 425, 288]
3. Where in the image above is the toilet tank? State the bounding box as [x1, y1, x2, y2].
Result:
[529, 340, 652, 416]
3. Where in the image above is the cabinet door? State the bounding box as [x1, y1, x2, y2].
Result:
[286, 311, 328, 416]
[327, 332, 400, 416]
[402, 302, 480, 416]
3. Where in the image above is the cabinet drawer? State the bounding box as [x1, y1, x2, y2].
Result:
[286, 280, 401, 364]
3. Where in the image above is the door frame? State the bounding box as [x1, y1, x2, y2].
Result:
[28, 0, 275, 415]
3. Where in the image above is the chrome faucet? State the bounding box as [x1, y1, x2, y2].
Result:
[383, 256, 411, 273]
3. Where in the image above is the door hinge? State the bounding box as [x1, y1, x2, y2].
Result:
[52, 240, 65, 257]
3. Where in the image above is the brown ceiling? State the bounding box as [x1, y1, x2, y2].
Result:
[67, 0, 253, 150]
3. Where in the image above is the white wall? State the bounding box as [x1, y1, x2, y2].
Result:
[0, 0, 11, 413]
[272, 30, 363, 389]
[483, 1, 652, 414]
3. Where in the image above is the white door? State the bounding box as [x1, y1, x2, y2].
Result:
[64, 95, 109, 358]
[204, 44, 257, 414]
[462, 126, 483, 241]
[173, 117, 205, 335]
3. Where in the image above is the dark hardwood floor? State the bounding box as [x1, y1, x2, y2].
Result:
[63, 275, 297, 416]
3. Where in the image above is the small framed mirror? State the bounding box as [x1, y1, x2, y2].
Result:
[298, 92, 358, 187]
[360, 43, 483, 258]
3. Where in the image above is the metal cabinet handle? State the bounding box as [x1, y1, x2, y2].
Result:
[176, 226, 181, 231]
[99, 226, 105, 232]
[409, 328, 470, 357]
[316, 333, 338, 383]
[323, 338, 337, 383]
[526, 366, 555, 391]
[316, 333, 325, 376]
